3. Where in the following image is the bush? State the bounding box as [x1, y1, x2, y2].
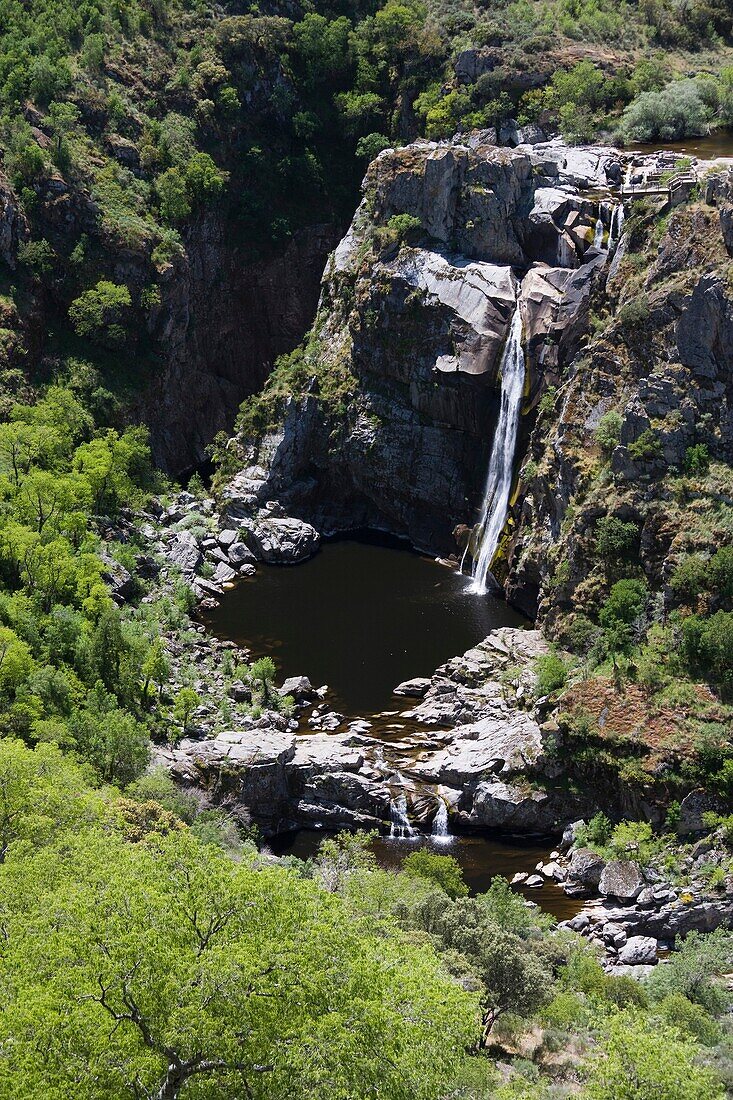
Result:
[618, 296, 650, 329]
[68, 281, 132, 348]
[682, 611, 733, 694]
[402, 849, 468, 899]
[684, 444, 710, 476]
[595, 410, 622, 457]
[535, 652, 568, 696]
[671, 554, 708, 605]
[628, 428, 663, 463]
[600, 579, 649, 629]
[618, 79, 713, 142]
[595, 516, 638, 567]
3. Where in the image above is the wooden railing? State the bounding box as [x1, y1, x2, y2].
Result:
[620, 169, 697, 202]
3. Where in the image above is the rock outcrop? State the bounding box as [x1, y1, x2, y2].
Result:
[224, 140, 622, 555]
[159, 626, 590, 836]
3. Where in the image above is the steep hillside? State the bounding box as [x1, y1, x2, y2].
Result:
[222, 137, 733, 816]
[1, 0, 732, 471]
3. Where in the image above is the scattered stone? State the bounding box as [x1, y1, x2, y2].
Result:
[618, 936, 658, 966]
[393, 677, 432, 698]
[599, 860, 645, 901]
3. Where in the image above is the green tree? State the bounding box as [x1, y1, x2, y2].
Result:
[0, 739, 104, 861]
[0, 626, 34, 696]
[68, 281, 132, 348]
[185, 152, 226, 205]
[173, 686, 200, 733]
[0, 829, 477, 1099]
[249, 656, 277, 702]
[70, 686, 150, 786]
[156, 167, 191, 222]
[403, 848, 469, 899]
[140, 639, 171, 703]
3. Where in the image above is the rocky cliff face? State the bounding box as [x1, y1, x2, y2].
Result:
[0, 165, 338, 473]
[133, 219, 338, 472]
[225, 140, 733, 619]
[224, 140, 621, 558]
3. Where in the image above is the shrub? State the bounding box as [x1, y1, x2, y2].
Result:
[356, 133, 392, 160]
[600, 579, 649, 629]
[374, 213, 422, 253]
[576, 811, 613, 848]
[402, 849, 468, 899]
[595, 516, 638, 567]
[595, 410, 622, 457]
[671, 554, 708, 605]
[682, 611, 733, 693]
[68, 281, 132, 348]
[535, 652, 568, 696]
[618, 296, 650, 329]
[618, 79, 713, 143]
[684, 443, 710, 475]
[628, 428, 663, 463]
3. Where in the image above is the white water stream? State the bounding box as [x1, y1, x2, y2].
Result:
[431, 799, 451, 844]
[389, 792, 417, 839]
[593, 209, 605, 249]
[469, 305, 526, 595]
[609, 202, 625, 248]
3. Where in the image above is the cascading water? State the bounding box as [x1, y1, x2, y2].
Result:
[431, 798, 451, 844]
[609, 202, 625, 248]
[389, 791, 416, 839]
[469, 304, 526, 596]
[593, 206, 605, 249]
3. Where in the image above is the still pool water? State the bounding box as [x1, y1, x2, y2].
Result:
[270, 829, 583, 922]
[201, 534, 526, 715]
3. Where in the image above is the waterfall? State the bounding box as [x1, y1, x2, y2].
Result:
[431, 798, 451, 844]
[609, 202, 625, 248]
[389, 791, 416, 839]
[593, 208, 605, 249]
[469, 304, 526, 596]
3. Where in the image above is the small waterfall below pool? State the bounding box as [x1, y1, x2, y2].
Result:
[609, 202, 625, 248]
[389, 791, 417, 839]
[469, 305, 526, 596]
[431, 799, 451, 844]
[593, 209, 605, 249]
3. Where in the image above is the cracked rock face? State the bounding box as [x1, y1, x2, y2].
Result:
[225, 140, 620, 556]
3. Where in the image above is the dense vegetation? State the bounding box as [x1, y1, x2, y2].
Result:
[0, 754, 732, 1099]
[1, 0, 733, 1096]
[0, 0, 732, 420]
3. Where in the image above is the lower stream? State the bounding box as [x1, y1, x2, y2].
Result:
[201, 534, 580, 920]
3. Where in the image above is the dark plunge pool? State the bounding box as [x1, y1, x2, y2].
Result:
[200, 533, 526, 715]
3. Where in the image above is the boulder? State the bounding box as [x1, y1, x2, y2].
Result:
[212, 562, 237, 585]
[279, 675, 316, 702]
[472, 781, 557, 832]
[618, 936, 658, 966]
[228, 542, 256, 566]
[100, 553, 136, 602]
[678, 789, 726, 836]
[568, 847, 606, 888]
[599, 860, 646, 901]
[166, 530, 202, 574]
[245, 516, 320, 564]
[393, 677, 432, 698]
